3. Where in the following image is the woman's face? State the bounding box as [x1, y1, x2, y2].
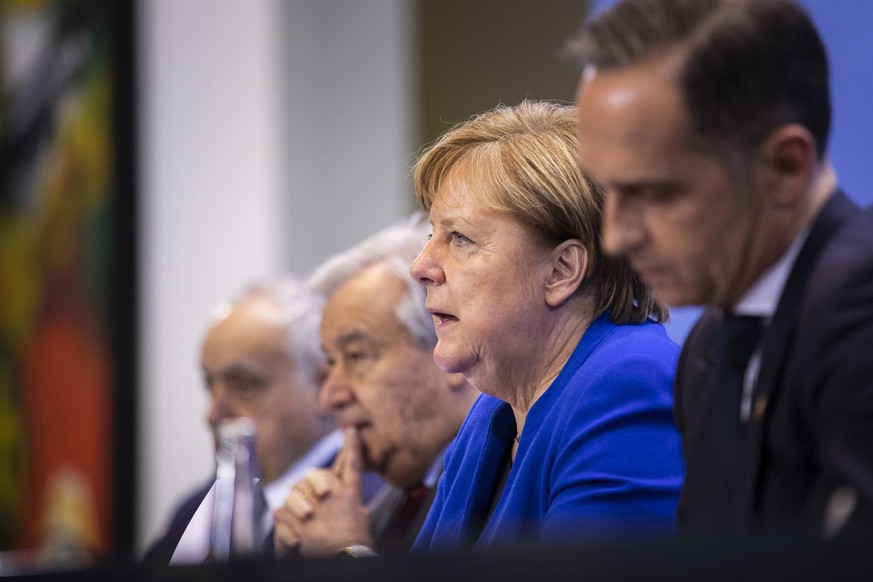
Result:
[410, 175, 555, 394]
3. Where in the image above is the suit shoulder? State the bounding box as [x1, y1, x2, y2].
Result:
[803, 207, 873, 312]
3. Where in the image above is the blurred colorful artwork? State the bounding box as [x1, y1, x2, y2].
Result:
[0, 0, 133, 564]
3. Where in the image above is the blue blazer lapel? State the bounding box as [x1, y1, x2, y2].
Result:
[457, 402, 515, 548]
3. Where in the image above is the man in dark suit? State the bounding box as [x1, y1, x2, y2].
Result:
[273, 217, 479, 557]
[141, 278, 341, 564]
[571, 0, 873, 539]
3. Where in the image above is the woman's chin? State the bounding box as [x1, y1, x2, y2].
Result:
[432, 345, 473, 376]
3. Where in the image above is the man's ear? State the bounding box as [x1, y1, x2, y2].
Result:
[757, 123, 816, 209]
[545, 240, 588, 308]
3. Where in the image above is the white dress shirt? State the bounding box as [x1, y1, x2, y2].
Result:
[732, 228, 810, 421]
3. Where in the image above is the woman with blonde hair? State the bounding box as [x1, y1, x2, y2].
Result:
[410, 100, 683, 551]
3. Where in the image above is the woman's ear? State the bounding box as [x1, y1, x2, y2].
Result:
[545, 240, 588, 308]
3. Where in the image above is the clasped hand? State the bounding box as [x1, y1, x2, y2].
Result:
[274, 427, 374, 558]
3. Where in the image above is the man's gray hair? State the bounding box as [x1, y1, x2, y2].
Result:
[308, 213, 437, 350]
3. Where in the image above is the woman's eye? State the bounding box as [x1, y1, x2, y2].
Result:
[450, 231, 472, 244]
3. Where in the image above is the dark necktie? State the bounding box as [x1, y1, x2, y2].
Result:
[381, 483, 430, 552]
[717, 314, 764, 522]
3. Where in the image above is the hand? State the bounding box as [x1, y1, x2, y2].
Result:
[273, 506, 300, 559]
[276, 427, 374, 558]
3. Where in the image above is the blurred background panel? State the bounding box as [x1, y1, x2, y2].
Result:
[418, 0, 585, 147]
[0, 0, 137, 562]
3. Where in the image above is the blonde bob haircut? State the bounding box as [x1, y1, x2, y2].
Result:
[413, 99, 667, 325]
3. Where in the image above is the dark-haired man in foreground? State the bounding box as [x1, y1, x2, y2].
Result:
[573, 0, 873, 539]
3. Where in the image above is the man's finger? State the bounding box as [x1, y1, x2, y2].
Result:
[273, 506, 295, 528]
[305, 469, 333, 498]
[285, 490, 315, 520]
[335, 426, 364, 490]
[331, 434, 348, 474]
[273, 509, 301, 558]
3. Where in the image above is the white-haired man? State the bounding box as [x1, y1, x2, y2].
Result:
[143, 279, 342, 564]
[274, 216, 478, 557]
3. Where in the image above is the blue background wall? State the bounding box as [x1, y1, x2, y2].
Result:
[803, 0, 873, 207]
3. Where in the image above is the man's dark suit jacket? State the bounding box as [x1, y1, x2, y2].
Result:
[140, 481, 213, 566]
[675, 191, 873, 539]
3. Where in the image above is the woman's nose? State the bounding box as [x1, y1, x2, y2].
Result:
[410, 240, 443, 286]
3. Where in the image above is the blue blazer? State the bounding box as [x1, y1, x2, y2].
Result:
[413, 313, 684, 552]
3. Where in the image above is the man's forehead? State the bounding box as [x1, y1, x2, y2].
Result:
[333, 329, 373, 348]
[321, 302, 408, 354]
[206, 360, 267, 377]
[202, 341, 289, 372]
[320, 298, 377, 340]
[326, 264, 405, 316]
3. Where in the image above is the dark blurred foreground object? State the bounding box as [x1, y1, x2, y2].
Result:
[4, 535, 873, 581]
